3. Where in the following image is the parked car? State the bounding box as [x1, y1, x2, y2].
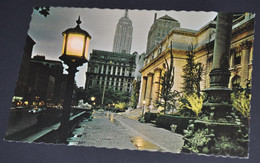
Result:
[28, 108, 42, 114]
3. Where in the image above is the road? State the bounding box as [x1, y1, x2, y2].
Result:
[76, 110, 184, 153]
[5, 109, 38, 137]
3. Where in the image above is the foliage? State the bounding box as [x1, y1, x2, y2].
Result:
[144, 112, 158, 123]
[181, 44, 204, 96]
[156, 42, 178, 114]
[179, 93, 204, 117]
[130, 79, 141, 108]
[34, 6, 50, 17]
[155, 114, 196, 134]
[115, 102, 128, 111]
[85, 86, 102, 105]
[231, 90, 251, 120]
[86, 86, 130, 106]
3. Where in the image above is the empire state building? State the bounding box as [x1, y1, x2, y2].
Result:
[112, 10, 133, 54]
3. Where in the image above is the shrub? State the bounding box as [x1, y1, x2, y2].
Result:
[115, 102, 128, 111]
[231, 90, 251, 120]
[155, 114, 195, 134]
[178, 93, 203, 117]
[144, 112, 158, 123]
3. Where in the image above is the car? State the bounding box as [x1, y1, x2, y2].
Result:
[28, 108, 42, 114]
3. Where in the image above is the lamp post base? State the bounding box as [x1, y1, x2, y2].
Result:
[58, 65, 78, 144]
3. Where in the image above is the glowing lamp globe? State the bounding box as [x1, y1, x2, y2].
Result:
[60, 16, 91, 66]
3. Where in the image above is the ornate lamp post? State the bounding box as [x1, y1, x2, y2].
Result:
[58, 16, 91, 143]
[182, 13, 248, 157]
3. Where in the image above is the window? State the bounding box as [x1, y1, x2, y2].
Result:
[234, 52, 241, 65]
[232, 75, 241, 88]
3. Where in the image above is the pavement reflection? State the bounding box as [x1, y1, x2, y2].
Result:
[131, 136, 161, 151]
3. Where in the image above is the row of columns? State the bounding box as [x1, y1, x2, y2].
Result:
[240, 41, 252, 87]
[138, 67, 163, 107]
[230, 40, 252, 88]
[95, 64, 130, 76]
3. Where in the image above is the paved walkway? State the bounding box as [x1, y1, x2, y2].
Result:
[75, 111, 184, 153]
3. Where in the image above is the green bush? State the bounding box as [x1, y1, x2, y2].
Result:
[155, 114, 195, 134]
[144, 112, 158, 123]
[178, 93, 204, 117]
[231, 90, 251, 121]
[115, 102, 128, 112]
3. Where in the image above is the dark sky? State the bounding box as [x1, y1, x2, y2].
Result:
[28, 7, 217, 87]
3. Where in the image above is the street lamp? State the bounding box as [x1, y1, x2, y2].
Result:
[58, 16, 91, 143]
[91, 96, 96, 111]
[91, 96, 96, 102]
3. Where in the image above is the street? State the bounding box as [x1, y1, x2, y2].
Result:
[76, 110, 184, 153]
[5, 109, 38, 137]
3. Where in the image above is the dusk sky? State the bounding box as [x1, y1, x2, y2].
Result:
[28, 7, 217, 88]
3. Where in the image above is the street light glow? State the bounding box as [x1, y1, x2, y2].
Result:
[91, 96, 96, 101]
[66, 33, 85, 57]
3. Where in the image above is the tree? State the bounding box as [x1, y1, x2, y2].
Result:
[130, 79, 141, 108]
[34, 7, 50, 17]
[181, 44, 204, 96]
[156, 42, 178, 114]
[86, 86, 130, 107]
[177, 44, 204, 117]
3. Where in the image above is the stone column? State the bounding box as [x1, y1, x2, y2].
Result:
[111, 65, 114, 75]
[204, 13, 233, 114]
[151, 68, 161, 105]
[212, 13, 233, 70]
[159, 66, 164, 100]
[145, 73, 153, 106]
[115, 66, 118, 75]
[240, 41, 252, 88]
[120, 66, 123, 76]
[230, 50, 235, 68]
[101, 65, 104, 74]
[138, 76, 147, 107]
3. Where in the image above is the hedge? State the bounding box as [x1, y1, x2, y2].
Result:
[144, 112, 158, 123]
[155, 114, 196, 134]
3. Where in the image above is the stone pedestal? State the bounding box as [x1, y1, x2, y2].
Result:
[182, 114, 249, 157]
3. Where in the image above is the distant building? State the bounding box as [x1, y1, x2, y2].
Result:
[85, 50, 136, 92]
[146, 14, 180, 54]
[133, 52, 146, 81]
[138, 13, 255, 108]
[14, 35, 35, 99]
[26, 55, 66, 105]
[112, 10, 133, 54]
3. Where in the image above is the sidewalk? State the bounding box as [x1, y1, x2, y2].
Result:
[72, 111, 184, 153]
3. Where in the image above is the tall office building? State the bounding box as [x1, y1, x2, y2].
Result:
[146, 13, 180, 54]
[112, 10, 133, 54]
[85, 50, 136, 93]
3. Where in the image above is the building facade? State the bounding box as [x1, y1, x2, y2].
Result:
[146, 14, 180, 54]
[14, 35, 35, 99]
[25, 55, 66, 105]
[112, 10, 133, 54]
[133, 52, 146, 81]
[138, 13, 255, 108]
[85, 50, 136, 92]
